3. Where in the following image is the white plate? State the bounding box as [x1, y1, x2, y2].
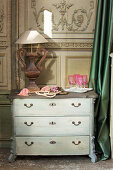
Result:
[64, 87, 93, 93]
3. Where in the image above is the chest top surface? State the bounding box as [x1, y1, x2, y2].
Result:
[10, 90, 98, 100]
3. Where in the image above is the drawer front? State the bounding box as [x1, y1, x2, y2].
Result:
[15, 116, 90, 136]
[16, 136, 89, 155]
[13, 98, 91, 116]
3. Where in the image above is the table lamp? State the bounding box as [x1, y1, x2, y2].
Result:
[16, 29, 48, 92]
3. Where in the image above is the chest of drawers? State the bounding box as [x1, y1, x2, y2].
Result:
[8, 91, 98, 163]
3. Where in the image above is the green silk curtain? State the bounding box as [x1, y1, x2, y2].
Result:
[89, 0, 113, 160]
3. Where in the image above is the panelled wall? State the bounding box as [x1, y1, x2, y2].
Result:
[0, 0, 12, 147]
[0, 0, 11, 90]
[0, 0, 97, 147]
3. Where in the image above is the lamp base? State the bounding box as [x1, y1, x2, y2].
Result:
[27, 79, 40, 92]
[28, 88, 40, 93]
[17, 48, 47, 92]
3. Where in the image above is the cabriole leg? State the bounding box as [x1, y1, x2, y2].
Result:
[89, 136, 97, 163]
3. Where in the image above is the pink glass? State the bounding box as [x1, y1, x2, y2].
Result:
[74, 74, 80, 87]
[77, 75, 83, 87]
[82, 75, 87, 88]
[68, 75, 75, 86]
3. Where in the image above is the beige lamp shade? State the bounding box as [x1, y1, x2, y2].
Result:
[16, 30, 48, 44]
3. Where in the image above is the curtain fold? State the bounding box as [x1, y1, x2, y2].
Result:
[89, 0, 113, 160]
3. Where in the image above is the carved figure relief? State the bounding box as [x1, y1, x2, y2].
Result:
[52, 0, 73, 31]
[31, 0, 95, 32]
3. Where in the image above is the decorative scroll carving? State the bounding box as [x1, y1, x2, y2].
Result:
[0, 6, 4, 33]
[52, 0, 73, 31]
[0, 41, 7, 48]
[31, 0, 94, 32]
[41, 42, 93, 49]
[31, 0, 36, 8]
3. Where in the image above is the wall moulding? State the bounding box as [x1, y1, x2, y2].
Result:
[30, 0, 97, 36]
[0, 52, 8, 87]
[41, 42, 93, 50]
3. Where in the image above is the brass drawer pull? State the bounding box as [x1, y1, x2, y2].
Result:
[24, 122, 34, 126]
[71, 103, 81, 107]
[72, 141, 81, 145]
[49, 103, 56, 106]
[24, 103, 33, 108]
[25, 141, 34, 146]
[50, 141, 56, 144]
[49, 121, 56, 125]
[72, 121, 81, 126]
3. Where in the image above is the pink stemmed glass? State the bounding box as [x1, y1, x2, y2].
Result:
[74, 74, 80, 87]
[68, 75, 75, 87]
[77, 75, 83, 88]
[82, 75, 87, 88]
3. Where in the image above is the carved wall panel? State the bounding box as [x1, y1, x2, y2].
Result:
[65, 55, 91, 87]
[30, 0, 97, 35]
[0, 52, 8, 87]
[0, 0, 11, 90]
[0, 56, 3, 83]
[0, 0, 11, 148]
[0, 0, 7, 36]
[0, 105, 12, 147]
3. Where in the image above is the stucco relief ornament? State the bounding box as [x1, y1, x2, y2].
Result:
[52, 0, 73, 31]
[52, 0, 94, 31]
[31, 0, 94, 32]
[68, 1, 94, 31]
[0, 7, 4, 33]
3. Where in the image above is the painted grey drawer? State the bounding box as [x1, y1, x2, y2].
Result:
[16, 136, 89, 155]
[13, 98, 91, 116]
[15, 116, 90, 136]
